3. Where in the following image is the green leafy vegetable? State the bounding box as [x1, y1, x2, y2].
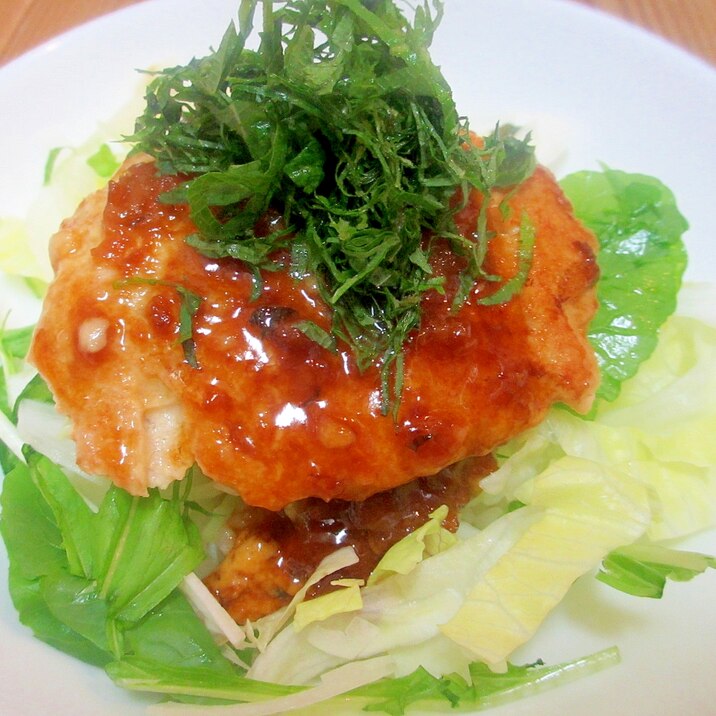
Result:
[0, 324, 34, 421]
[0, 450, 217, 670]
[86, 143, 122, 178]
[353, 648, 620, 715]
[43, 147, 67, 186]
[0, 324, 34, 362]
[0, 325, 39, 471]
[108, 639, 619, 714]
[598, 543, 716, 598]
[106, 657, 299, 705]
[479, 312, 716, 542]
[26, 450, 96, 578]
[0, 445, 626, 714]
[561, 168, 688, 404]
[368, 504, 456, 584]
[1, 460, 112, 665]
[92, 486, 203, 622]
[114, 277, 203, 366]
[12, 373, 54, 417]
[0, 2, 709, 713]
[129, 0, 536, 411]
[0, 217, 50, 290]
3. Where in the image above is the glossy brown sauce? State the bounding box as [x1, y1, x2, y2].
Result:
[33, 157, 598, 510]
[32, 155, 600, 625]
[204, 454, 495, 623]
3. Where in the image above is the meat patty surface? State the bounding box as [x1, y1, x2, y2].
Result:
[30, 157, 599, 510]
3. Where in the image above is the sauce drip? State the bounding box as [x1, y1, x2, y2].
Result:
[204, 454, 495, 623]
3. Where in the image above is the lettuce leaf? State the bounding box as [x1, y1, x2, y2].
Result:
[597, 314, 716, 469]
[247, 479, 638, 682]
[561, 169, 688, 404]
[524, 315, 716, 543]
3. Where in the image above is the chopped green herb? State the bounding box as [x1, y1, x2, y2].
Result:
[128, 0, 536, 411]
[114, 278, 203, 367]
[175, 285, 203, 368]
[295, 319, 338, 352]
[478, 211, 535, 306]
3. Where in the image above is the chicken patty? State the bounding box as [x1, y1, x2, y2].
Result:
[30, 157, 599, 510]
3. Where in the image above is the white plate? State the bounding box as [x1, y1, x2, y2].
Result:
[1, 1, 715, 714]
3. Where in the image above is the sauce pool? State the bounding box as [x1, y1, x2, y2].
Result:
[204, 454, 496, 623]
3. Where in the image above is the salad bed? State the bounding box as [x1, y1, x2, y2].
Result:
[0, 1, 715, 713]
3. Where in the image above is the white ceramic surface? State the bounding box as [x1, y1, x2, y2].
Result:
[0, 1, 714, 714]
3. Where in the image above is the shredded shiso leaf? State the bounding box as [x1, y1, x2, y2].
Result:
[128, 0, 536, 411]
